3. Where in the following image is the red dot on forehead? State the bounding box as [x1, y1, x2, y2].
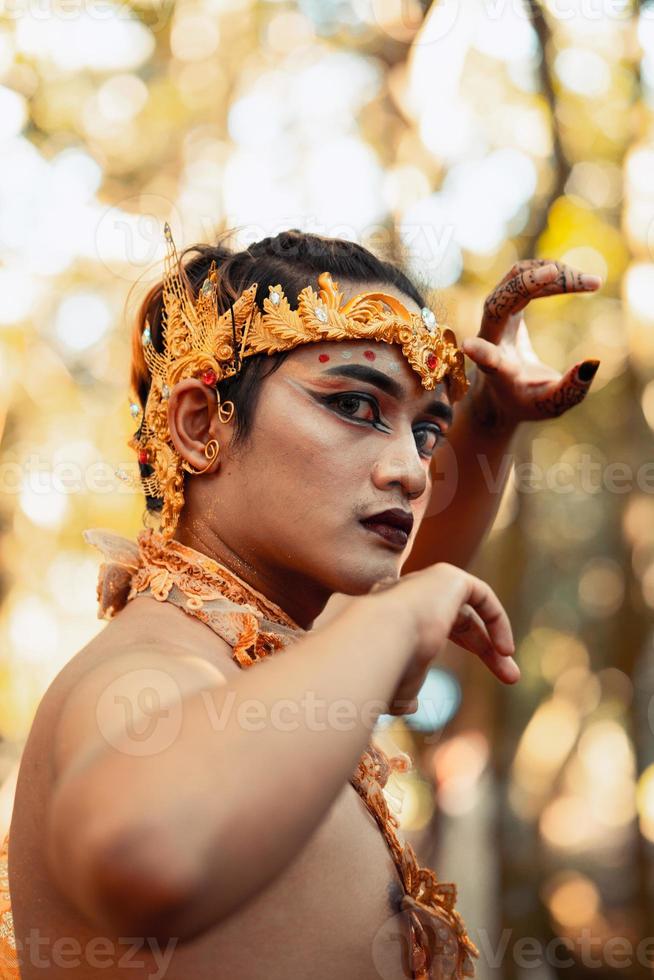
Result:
[363, 350, 376, 361]
[318, 353, 330, 362]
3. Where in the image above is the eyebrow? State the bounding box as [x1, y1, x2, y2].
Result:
[321, 363, 453, 425]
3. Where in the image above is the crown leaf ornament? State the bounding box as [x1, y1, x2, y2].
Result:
[124, 223, 469, 539]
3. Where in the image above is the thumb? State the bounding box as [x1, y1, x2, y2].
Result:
[462, 336, 503, 375]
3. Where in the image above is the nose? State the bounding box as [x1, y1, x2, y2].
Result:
[371, 429, 428, 502]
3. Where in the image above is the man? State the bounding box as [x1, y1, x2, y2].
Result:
[2, 229, 600, 980]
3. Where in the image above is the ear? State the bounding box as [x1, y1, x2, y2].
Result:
[167, 379, 235, 474]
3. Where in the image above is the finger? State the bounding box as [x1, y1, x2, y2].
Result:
[531, 264, 602, 296]
[388, 698, 419, 716]
[448, 631, 521, 684]
[463, 578, 515, 656]
[448, 605, 520, 684]
[480, 263, 559, 342]
[531, 359, 600, 419]
[449, 603, 497, 655]
[497, 259, 601, 294]
[513, 271, 603, 313]
[495, 258, 555, 289]
[508, 266, 603, 316]
[477, 647, 521, 684]
[481, 264, 602, 344]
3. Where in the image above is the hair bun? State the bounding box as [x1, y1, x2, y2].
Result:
[277, 229, 303, 250]
[249, 230, 304, 256]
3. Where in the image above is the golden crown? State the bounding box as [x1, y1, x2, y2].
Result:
[125, 222, 469, 538]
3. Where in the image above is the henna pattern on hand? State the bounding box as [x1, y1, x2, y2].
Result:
[483, 259, 594, 328]
[468, 373, 511, 435]
[482, 263, 556, 325]
[533, 364, 596, 418]
[472, 260, 600, 427]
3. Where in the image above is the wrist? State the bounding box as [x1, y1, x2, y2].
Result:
[463, 384, 520, 441]
[355, 590, 418, 665]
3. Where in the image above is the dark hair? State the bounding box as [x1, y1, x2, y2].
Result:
[130, 228, 429, 517]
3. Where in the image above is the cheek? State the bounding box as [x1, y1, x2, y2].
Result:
[255, 389, 370, 496]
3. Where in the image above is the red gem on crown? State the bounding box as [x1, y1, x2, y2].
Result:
[138, 449, 149, 465]
[426, 352, 439, 371]
[201, 369, 217, 386]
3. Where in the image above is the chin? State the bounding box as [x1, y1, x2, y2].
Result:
[329, 556, 403, 597]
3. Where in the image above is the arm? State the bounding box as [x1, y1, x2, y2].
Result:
[403, 259, 602, 574]
[45, 596, 417, 941]
[401, 394, 519, 574]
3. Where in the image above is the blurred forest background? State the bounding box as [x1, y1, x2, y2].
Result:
[0, 0, 653, 976]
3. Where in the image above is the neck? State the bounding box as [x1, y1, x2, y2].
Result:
[172, 519, 330, 631]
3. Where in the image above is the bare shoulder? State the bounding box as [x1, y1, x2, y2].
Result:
[49, 596, 240, 784]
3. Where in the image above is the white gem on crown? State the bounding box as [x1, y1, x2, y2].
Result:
[315, 307, 328, 323]
[270, 289, 281, 306]
[421, 307, 436, 332]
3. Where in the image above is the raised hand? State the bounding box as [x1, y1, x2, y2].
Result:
[368, 563, 519, 716]
[461, 259, 602, 433]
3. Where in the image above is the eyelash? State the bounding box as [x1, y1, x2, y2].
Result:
[324, 392, 445, 458]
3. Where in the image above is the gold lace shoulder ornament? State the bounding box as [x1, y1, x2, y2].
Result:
[125, 223, 469, 539]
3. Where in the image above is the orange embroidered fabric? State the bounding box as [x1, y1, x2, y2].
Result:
[0, 832, 18, 980]
[81, 527, 303, 668]
[0, 527, 479, 980]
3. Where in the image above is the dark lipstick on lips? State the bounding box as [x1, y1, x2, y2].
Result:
[359, 508, 414, 548]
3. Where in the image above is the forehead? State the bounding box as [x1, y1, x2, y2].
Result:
[286, 341, 450, 415]
[284, 279, 449, 406]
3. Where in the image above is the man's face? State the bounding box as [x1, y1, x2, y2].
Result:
[213, 283, 453, 597]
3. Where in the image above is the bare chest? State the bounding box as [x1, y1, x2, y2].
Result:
[10, 600, 415, 980]
[11, 759, 411, 980]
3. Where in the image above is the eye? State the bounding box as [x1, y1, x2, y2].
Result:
[325, 392, 379, 423]
[414, 426, 445, 458]
[324, 392, 445, 458]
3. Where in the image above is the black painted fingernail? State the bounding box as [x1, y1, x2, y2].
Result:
[578, 359, 600, 382]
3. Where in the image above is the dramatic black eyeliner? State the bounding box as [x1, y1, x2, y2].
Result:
[321, 391, 444, 457]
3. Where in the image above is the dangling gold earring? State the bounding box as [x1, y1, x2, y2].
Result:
[218, 397, 235, 424]
[181, 439, 220, 475]
[181, 395, 235, 475]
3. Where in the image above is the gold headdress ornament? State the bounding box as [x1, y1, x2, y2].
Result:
[125, 222, 469, 539]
